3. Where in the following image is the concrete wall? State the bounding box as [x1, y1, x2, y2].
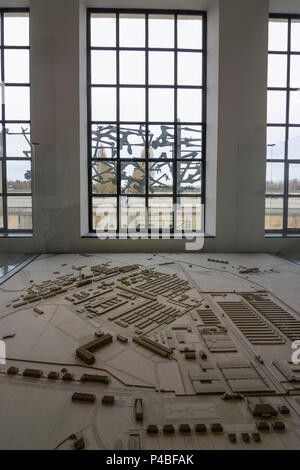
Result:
[0, 0, 299, 254]
[270, 0, 300, 15]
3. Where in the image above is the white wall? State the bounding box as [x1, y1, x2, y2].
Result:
[213, 0, 268, 251]
[270, 0, 300, 15]
[0, 0, 299, 254]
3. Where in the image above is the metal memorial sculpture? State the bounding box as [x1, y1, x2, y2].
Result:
[91, 124, 202, 195]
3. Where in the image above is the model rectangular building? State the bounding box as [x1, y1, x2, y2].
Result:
[76, 333, 113, 365]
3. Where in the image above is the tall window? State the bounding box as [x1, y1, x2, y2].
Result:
[0, 10, 31, 233]
[266, 15, 300, 234]
[87, 9, 206, 235]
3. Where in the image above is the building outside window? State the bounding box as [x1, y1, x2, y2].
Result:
[87, 9, 206, 236]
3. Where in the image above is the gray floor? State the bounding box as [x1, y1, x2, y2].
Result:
[0, 253, 24, 270]
[279, 253, 300, 266]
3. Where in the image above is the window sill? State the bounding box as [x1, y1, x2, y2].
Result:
[0, 233, 33, 238]
[265, 232, 300, 238]
[82, 232, 215, 239]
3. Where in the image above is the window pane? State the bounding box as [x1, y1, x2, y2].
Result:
[120, 51, 145, 85]
[178, 15, 202, 49]
[149, 52, 174, 85]
[148, 15, 174, 48]
[91, 14, 116, 47]
[266, 162, 284, 194]
[178, 161, 202, 193]
[289, 90, 300, 124]
[120, 88, 145, 121]
[121, 162, 145, 194]
[7, 161, 31, 193]
[92, 197, 117, 231]
[178, 52, 202, 86]
[91, 124, 117, 159]
[288, 197, 300, 228]
[91, 51, 116, 84]
[4, 13, 29, 46]
[120, 196, 146, 230]
[120, 125, 146, 159]
[119, 14, 145, 47]
[291, 20, 300, 52]
[91, 87, 116, 121]
[5, 86, 30, 121]
[0, 163, 2, 193]
[7, 196, 32, 230]
[267, 90, 286, 124]
[5, 50, 29, 83]
[178, 125, 202, 159]
[5, 124, 31, 158]
[149, 197, 173, 229]
[289, 164, 300, 194]
[267, 126, 285, 158]
[176, 197, 202, 231]
[265, 197, 283, 230]
[288, 128, 300, 159]
[149, 89, 174, 122]
[149, 162, 173, 194]
[149, 125, 174, 159]
[267, 54, 287, 87]
[177, 89, 202, 122]
[268, 19, 288, 51]
[92, 161, 117, 194]
[290, 55, 300, 89]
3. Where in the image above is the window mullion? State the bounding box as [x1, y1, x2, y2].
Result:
[173, 14, 178, 234]
[116, 13, 120, 234]
[145, 13, 149, 233]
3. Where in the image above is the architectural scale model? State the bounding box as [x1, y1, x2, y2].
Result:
[0, 252, 300, 450]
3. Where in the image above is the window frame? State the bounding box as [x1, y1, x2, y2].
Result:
[87, 8, 207, 236]
[0, 7, 31, 234]
[266, 13, 300, 236]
